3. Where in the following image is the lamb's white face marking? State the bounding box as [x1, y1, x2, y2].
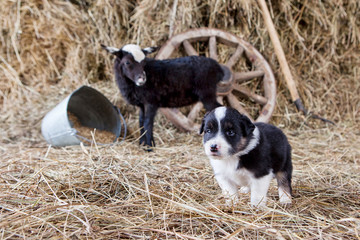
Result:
[122, 44, 145, 63]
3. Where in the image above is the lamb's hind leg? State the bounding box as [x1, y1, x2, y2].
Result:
[199, 92, 222, 112]
[139, 105, 146, 146]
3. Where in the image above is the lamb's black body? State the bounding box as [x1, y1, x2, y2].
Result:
[115, 56, 223, 109]
[109, 46, 223, 149]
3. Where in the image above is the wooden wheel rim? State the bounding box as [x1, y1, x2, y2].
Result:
[155, 28, 276, 132]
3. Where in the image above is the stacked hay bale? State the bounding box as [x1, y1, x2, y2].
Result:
[1, 1, 358, 127]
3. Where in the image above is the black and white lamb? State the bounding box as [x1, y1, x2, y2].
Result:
[102, 43, 224, 149]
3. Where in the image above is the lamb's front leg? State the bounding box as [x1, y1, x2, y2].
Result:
[143, 104, 158, 150]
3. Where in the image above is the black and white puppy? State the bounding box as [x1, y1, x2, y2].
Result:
[200, 107, 293, 207]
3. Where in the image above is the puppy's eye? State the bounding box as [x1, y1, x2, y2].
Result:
[205, 129, 212, 134]
[226, 130, 235, 137]
[125, 61, 130, 65]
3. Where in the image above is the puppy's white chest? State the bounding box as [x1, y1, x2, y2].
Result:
[210, 156, 252, 187]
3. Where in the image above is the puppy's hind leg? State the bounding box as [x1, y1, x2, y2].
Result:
[276, 171, 292, 204]
[239, 186, 250, 194]
[276, 148, 293, 204]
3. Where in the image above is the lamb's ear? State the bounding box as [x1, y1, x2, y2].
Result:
[199, 112, 210, 134]
[142, 47, 159, 56]
[240, 115, 255, 137]
[101, 44, 122, 57]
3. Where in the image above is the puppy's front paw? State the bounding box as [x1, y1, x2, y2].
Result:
[250, 202, 267, 210]
[239, 186, 250, 194]
[223, 192, 239, 206]
[250, 196, 267, 208]
[225, 197, 239, 206]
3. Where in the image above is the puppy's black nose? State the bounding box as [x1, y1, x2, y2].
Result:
[210, 144, 218, 152]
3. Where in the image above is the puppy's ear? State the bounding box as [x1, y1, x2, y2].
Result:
[199, 112, 210, 134]
[241, 115, 255, 137]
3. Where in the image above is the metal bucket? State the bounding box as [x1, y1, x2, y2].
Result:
[41, 86, 126, 147]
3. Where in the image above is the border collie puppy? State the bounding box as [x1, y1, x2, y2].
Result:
[200, 107, 293, 207]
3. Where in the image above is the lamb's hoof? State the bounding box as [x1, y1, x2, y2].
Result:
[139, 144, 153, 152]
[139, 142, 155, 152]
[144, 146, 153, 152]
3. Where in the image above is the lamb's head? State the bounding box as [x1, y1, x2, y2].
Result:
[102, 44, 158, 86]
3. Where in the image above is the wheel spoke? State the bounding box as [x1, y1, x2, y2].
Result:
[159, 108, 199, 132]
[188, 102, 203, 122]
[227, 93, 254, 122]
[232, 84, 268, 105]
[234, 70, 265, 83]
[183, 40, 198, 56]
[209, 36, 218, 61]
[226, 44, 244, 68]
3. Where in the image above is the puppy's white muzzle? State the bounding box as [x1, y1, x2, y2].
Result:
[204, 135, 231, 159]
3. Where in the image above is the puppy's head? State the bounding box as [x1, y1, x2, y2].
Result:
[200, 107, 256, 159]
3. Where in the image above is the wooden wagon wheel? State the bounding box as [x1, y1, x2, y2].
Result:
[156, 28, 276, 132]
